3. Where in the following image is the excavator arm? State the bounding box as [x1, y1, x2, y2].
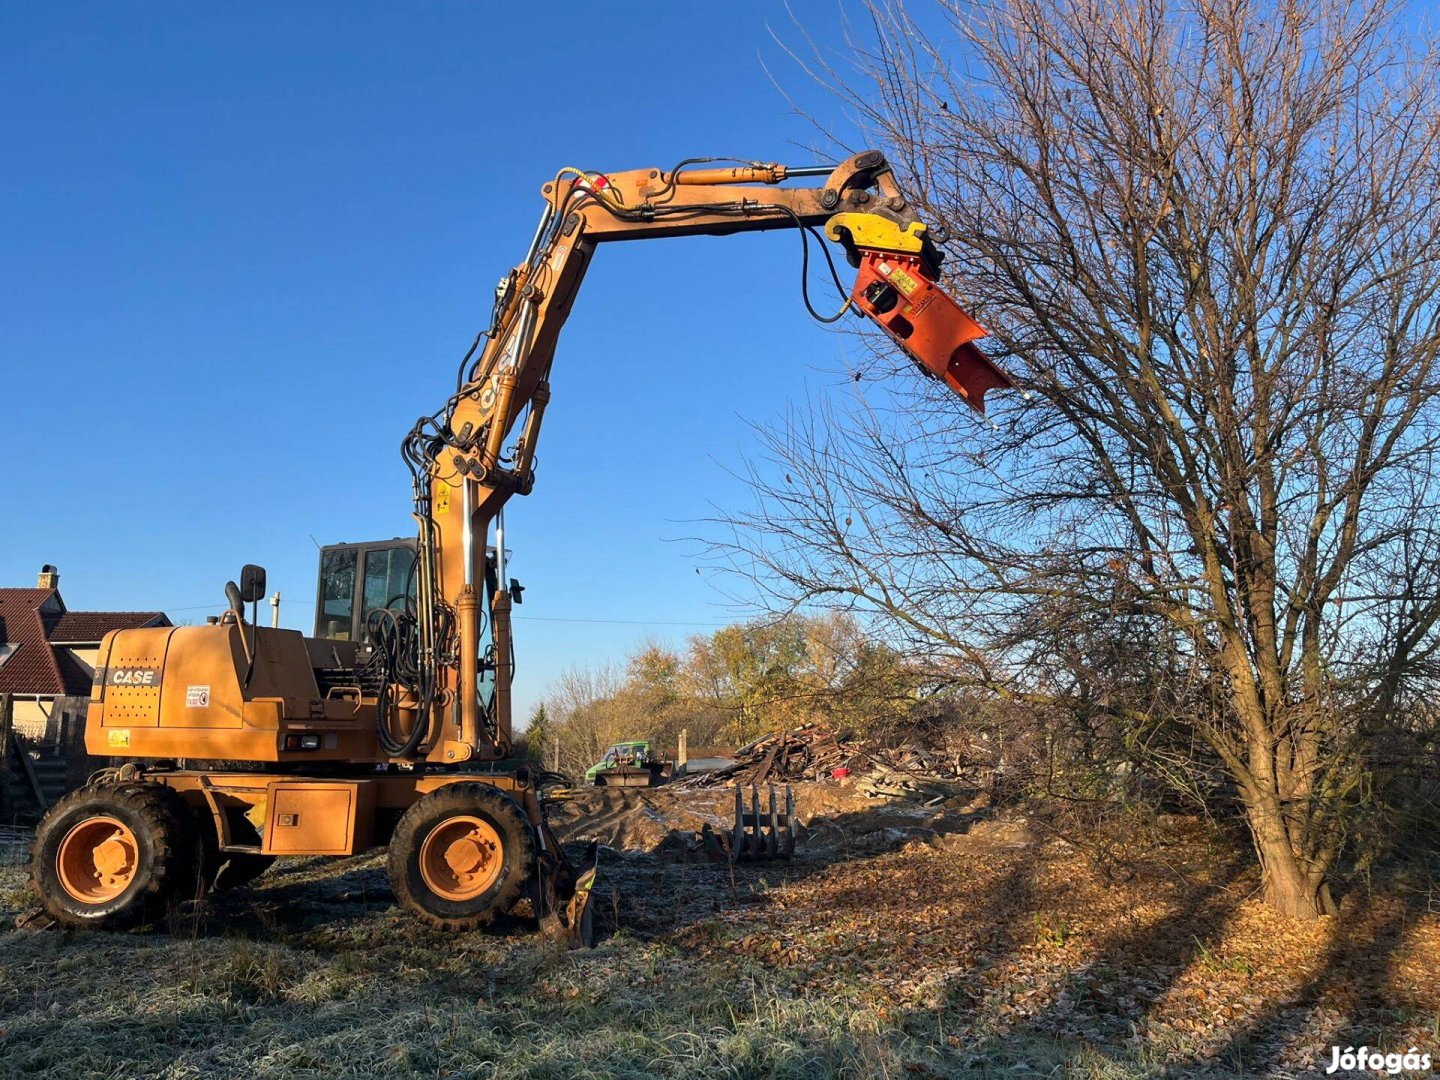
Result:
[450, 150, 1005, 502]
[375, 150, 1012, 765]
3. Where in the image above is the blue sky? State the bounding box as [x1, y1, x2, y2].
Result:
[0, 1, 886, 723]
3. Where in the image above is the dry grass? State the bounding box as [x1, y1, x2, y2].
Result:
[0, 799, 1434, 1078]
[0, 852, 945, 1079]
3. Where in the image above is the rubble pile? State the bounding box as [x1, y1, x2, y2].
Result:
[683, 721, 974, 802]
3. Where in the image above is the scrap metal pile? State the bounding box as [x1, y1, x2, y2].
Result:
[683, 722, 974, 802]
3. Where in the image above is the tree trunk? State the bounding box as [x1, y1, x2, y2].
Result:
[1248, 801, 1339, 919]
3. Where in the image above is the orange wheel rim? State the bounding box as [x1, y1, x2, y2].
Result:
[419, 815, 504, 902]
[56, 816, 139, 904]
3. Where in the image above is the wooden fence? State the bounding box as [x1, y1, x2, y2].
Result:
[1, 694, 96, 823]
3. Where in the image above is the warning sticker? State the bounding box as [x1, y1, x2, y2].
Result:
[108, 729, 131, 748]
[880, 262, 922, 299]
[186, 685, 211, 708]
[436, 483, 451, 513]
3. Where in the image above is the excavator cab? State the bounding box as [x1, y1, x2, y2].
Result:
[313, 537, 502, 725]
[314, 538, 418, 643]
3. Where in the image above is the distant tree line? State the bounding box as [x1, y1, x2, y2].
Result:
[519, 612, 920, 777]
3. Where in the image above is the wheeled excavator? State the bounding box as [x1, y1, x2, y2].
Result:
[30, 151, 1012, 943]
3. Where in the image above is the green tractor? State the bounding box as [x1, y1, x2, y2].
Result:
[583, 740, 675, 788]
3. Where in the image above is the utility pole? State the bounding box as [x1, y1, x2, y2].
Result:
[269, 592, 281, 628]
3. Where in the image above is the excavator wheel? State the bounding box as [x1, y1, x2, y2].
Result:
[31, 781, 199, 930]
[387, 782, 535, 931]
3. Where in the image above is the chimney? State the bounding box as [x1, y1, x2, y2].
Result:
[37, 564, 59, 590]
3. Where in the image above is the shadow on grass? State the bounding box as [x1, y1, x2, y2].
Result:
[584, 797, 999, 941]
[4, 798, 1435, 1079]
[924, 840, 1252, 1074]
[119, 794, 971, 955]
[1177, 896, 1416, 1074]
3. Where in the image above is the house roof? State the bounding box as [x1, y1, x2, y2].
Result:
[48, 611, 165, 643]
[0, 587, 167, 697]
[0, 589, 65, 696]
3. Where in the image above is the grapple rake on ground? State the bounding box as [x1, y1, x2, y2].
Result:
[732, 784, 796, 861]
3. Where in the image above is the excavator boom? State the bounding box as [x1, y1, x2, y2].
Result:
[389, 150, 1012, 768]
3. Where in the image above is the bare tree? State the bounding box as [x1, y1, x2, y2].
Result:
[543, 663, 626, 777]
[724, 0, 1440, 917]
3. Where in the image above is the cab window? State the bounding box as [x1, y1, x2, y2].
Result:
[317, 548, 357, 639]
[361, 545, 417, 633]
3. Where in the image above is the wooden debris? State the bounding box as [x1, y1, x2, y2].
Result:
[680, 722, 972, 801]
[855, 764, 971, 802]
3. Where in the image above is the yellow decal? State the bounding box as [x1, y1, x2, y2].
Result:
[882, 263, 922, 299]
[108, 729, 131, 748]
[246, 799, 268, 832]
[436, 483, 451, 513]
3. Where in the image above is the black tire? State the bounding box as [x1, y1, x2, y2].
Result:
[31, 782, 199, 930]
[387, 782, 535, 930]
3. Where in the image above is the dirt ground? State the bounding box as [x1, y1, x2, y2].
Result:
[545, 781, 966, 853]
[0, 783, 1435, 1078]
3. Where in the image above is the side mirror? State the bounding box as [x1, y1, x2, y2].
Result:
[239, 564, 268, 604]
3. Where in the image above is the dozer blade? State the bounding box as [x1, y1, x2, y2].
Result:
[538, 839, 599, 948]
[565, 863, 597, 949]
[611, 773, 654, 788]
